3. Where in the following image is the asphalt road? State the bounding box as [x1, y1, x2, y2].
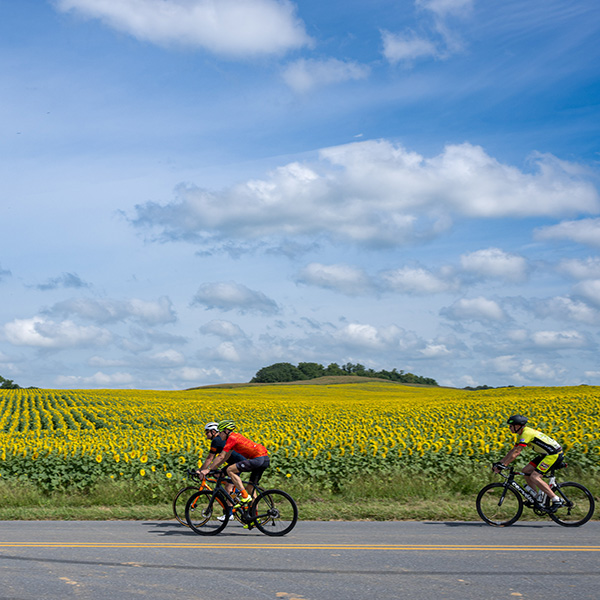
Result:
[1, 519, 599, 600]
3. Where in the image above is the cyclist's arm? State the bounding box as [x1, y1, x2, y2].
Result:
[198, 451, 217, 473]
[199, 450, 232, 476]
[494, 445, 523, 471]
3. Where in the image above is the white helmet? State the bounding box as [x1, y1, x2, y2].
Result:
[204, 422, 218, 431]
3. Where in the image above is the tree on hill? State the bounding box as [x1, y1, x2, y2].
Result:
[250, 362, 307, 383]
[0, 375, 20, 389]
[250, 362, 438, 386]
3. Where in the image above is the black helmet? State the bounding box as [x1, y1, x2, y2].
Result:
[507, 414, 528, 426]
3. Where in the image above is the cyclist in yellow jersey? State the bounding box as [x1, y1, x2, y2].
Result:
[493, 414, 565, 512]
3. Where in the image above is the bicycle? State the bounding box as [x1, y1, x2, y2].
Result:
[476, 462, 595, 527]
[172, 470, 218, 527]
[184, 468, 298, 536]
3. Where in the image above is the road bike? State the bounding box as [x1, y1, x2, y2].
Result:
[173, 471, 218, 527]
[184, 468, 298, 536]
[476, 462, 595, 527]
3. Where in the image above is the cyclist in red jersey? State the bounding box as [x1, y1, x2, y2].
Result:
[198, 419, 270, 508]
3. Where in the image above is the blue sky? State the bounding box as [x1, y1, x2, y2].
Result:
[1, 0, 600, 389]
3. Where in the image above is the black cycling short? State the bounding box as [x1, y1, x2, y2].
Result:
[235, 455, 270, 485]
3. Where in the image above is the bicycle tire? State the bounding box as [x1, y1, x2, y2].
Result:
[548, 482, 595, 527]
[251, 489, 298, 536]
[476, 482, 523, 527]
[173, 485, 200, 527]
[185, 490, 229, 535]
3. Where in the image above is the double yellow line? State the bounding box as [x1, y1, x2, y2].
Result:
[1, 542, 599, 552]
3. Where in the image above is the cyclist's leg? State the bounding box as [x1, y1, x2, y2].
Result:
[247, 457, 269, 497]
[528, 454, 561, 499]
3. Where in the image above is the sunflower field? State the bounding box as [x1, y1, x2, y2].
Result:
[0, 382, 599, 492]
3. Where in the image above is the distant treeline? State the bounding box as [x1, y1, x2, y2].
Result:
[250, 362, 438, 386]
[1, 375, 20, 389]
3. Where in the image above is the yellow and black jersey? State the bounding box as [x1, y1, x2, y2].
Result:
[516, 426, 561, 455]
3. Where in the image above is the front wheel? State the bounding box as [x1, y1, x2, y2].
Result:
[185, 490, 229, 535]
[173, 486, 200, 527]
[476, 483, 523, 527]
[548, 482, 595, 527]
[251, 489, 298, 536]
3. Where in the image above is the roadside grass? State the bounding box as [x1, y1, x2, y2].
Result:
[1, 469, 597, 522]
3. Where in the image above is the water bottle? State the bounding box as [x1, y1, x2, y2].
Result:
[524, 485, 537, 498]
[536, 490, 546, 503]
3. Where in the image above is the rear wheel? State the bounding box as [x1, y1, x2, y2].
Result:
[173, 486, 199, 526]
[548, 482, 595, 527]
[476, 483, 523, 527]
[251, 489, 298, 536]
[185, 490, 229, 535]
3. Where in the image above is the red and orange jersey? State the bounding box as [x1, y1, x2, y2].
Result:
[223, 431, 268, 458]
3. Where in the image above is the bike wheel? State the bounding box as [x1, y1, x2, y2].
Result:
[476, 483, 523, 527]
[185, 490, 229, 535]
[548, 482, 595, 527]
[251, 489, 298, 536]
[173, 486, 199, 527]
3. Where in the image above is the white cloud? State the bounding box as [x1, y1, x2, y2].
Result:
[192, 282, 279, 315]
[535, 218, 600, 247]
[574, 279, 600, 307]
[417, 0, 474, 18]
[557, 257, 600, 280]
[147, 349, 186, 366]
[381, 30, 439, 63]
[200, 320, 246, 339]
[420, 343, 451, 357]
[442, 296, 505, 321]
[535, 296, 600, 325]
[47, 296, 176, 325]
[175, 366, 224, 382]
[55, 0, 311, 57]
[282, 58, 369, 93]
[297, 263, 372, 295]
[334, 323, 420, 352]
[486, 355, 566, 383]
[55, 371, 135, 387]
[132, 140, 598, 251]
[380, 266, 455, 294]
[530, 330, 588, 349]
[3, 317, 112, 349]
[460, 247, 528, 282]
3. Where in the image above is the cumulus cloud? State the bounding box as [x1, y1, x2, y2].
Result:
[442, 296, 505, 321]
[3, 317, 112, 349]
[175, 366, 224, 382]
[192, 282, 279, 315]
[35, 272, 90, 291]
[296, 263, 372, 295]
[131, 140, 598, 252]
[530, 330, 588, 349]
[46, 296, 176, 325]
[333, 323, 421, 352]
[381, 30, 439, 63]
[200, 319, 247, 339]
[460, 248, 528, 282]
[534, 296, 600, 325]
[382, 0, 474, 65]
[55, 0, 310, 57]
[55, 371, 134, 387]
[282, 58, 369, 93]
[557, 257, 600, 280]
[574, 279, 600, 307]
[380, 266, 455, 294]
[535, 218, 600, 247]
[486, 355, 566, 383]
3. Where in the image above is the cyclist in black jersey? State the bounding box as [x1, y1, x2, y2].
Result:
[493, 415, 565, 512]
[197, 422, 247, 520]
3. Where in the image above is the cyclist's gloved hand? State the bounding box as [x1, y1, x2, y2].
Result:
[492, 462, 505, 473]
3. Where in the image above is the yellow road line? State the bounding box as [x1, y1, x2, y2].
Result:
[1, 543, 600, 552]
